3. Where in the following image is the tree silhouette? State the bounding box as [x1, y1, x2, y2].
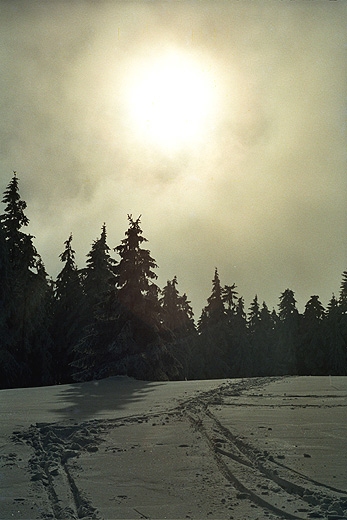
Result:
[276, 289, 300, 375]
[0, 173, 52, 387]
[52, 234, 84, 383]
[298, 295, 325, 375]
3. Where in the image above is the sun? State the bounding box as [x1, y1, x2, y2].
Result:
[124, 50, 218, 152]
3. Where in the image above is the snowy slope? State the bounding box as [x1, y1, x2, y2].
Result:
[1, 376, 346, 519]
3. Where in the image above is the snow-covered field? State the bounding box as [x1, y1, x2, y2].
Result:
[1, 376, 346, 519]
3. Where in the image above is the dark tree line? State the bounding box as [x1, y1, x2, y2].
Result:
[0, 173, 346, 389]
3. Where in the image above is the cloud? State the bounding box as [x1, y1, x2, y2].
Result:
[0, 0, 346, 314]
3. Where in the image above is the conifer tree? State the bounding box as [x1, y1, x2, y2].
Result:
[324, 294, 347, 375]
[160, 276, 196, 379]
[113, 215, 179, 379]
[298, 295, 325, 375]
[247, 295, 261, 334]
[160, 276, 195, 338]
[258, 301, 277, 376]
[247, 296, 265, 375]
[0, 173, 52, 386]
[222, 283, 238, 314]
[72, 225, 117, 381]
[339, 270, 347, 307]
[195, 269, 229, 378]
[0, 219, 19, 387]
[115, 215, 158, 321]
[227, 296, 250, 377]
[52, 234, 84, 383]
[276, 288, 300, 374]
[82, 223, 117, 317]
[338, 270, 347, 357]
[73, 216, 180, 381]
[198, 268, 225, 333]
[0, 219, 11, 342]
[27, 259, 54, 386]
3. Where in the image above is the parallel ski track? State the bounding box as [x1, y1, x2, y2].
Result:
[11, 376, 347, 520]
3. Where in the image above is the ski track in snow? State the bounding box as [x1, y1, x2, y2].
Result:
[8, 377, 347, 520]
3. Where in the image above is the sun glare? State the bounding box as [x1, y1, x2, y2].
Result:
[124, 51, 218, 152]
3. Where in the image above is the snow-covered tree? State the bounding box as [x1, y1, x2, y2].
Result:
[73, 216, 180, 382]
[82, 223, 117, 316]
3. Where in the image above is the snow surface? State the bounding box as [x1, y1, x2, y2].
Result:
[1, 376, 346, 519]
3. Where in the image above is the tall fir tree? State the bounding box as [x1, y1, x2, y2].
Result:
[258, 301, 278, 376]
[338, 270, 347, 364]
[195, 269, 233, 379]
[115, 215, 158, 322]
[73, 216, 180, 381]
[276, 288, 300, 375]
[227, 296, 250, 377]
[81, 223, 117, 318]
[0, 218, 19, 387]
[72, 224, 117, 381]
[160, 276, 196, 379]
[298, 295, 326, 375]
[52, 234, 84, 383]
[198, 268, 225, 333]
[222, 283, 238, 313]
[247, 295, 261, 334]
[113, 215, 179, 379]
[247, 296, 262, 375]
[160, 276, 195, 338]
[28, 259, 54, 386]
[324, 293, 347, 375]
[0, 173, 53, 387]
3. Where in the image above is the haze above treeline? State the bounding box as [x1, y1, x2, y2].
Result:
[0, 1, 346, 314]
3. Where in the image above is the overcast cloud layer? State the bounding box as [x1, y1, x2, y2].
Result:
[0, 0, 346, 316]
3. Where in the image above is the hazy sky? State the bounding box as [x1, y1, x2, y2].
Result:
[1, 0, 346, 317]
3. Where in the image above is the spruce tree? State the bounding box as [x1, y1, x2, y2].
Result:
[206, 268, 225, 323]
[227, 296, 250, 377]
[0, 173, 52, 387]
[247, 295, 261, 334]
[114, 215, 179, 380]
[339, 270, 347, 307]
[82, 223, 117, 318]
[160, 276, 195, 338]
[0, 219, 11, 344]
[115, 215, 158, 320]
[0, 219, 19, 388]
[247, 296, 267, 376]
[52, 234, 84, 383]
[298, 295, 325, 375]
[160, 276, 196, 379]
[73, 216, 180, 381]
[195, 269, 229, 378]
[338, 270, 347, 361]
[72, 225, 117, 381]
[258, 301, 277, 376]
[324, 294, 347, 375]
[27, 259, 54, 386]
[222, 283, 238, 313]
[276, 288, 300, 375]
